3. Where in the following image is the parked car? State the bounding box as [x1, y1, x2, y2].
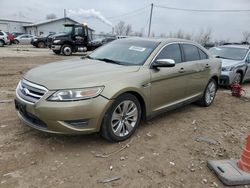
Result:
[31, 32, 56, 48]
[209, 45, 250, 86]
[11, 32, 25, 38]
[102, 36, 116, 44]
[14, 34, 35, 44]
[0, 30, 10, 47]
[6, 32, 15, 44]
[15, 38, 221, 141]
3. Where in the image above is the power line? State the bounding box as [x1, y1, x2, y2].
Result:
[107, 5, 150, 20]
[155, 4, 250, 12]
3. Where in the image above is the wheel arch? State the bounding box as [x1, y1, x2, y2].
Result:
[104, 88, 148, 122]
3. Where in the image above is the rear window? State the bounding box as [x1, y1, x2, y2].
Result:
[182, 44, 200, 62]
[0, 32, 3, 35]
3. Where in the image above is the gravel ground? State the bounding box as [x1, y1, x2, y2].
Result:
[0, 45, 250, 188]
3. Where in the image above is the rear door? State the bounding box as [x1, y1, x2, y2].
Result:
[150, 43, 191, 112]
[181, 43, 210, 97]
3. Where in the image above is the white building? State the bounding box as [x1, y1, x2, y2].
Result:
[0, 19, 32, 33]
[23, 17, 79, 36]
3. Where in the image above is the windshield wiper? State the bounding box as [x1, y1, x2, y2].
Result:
[95, 58, 121, 65]
[215, 56, 230, 59]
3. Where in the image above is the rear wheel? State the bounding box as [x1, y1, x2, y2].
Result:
[101, 93, 141, 142]
[61, 44, 72, 56]
[53, 50, 61, 55]
[0, 40, 4, 47]
[197, 78, 217, 107]
[37, 41, 46, 48]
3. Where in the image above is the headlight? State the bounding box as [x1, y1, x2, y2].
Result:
[33, 38, 37, 41]
[47, 86, 104, 101]
[53, 39, 61, 43]
[222, 66, 234, 71]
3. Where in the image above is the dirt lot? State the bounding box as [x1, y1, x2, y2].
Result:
[0, 45, 250, 188]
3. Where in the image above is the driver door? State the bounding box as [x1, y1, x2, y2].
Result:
[150, 43, 191, 113]
[73, 26, 86, 46]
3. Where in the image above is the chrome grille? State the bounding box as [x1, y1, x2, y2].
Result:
[16, 79, 48, 104]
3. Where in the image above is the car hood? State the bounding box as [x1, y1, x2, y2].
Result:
[221, 58, 243, 67]
[24, 58, 141, 90]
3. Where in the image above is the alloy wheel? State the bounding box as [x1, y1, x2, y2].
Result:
[205, 81, 216, 105]
[111, 100, 138, 137]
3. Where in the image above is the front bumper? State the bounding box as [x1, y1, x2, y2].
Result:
[219, 71, 234, 86]
[15, 92, 113, 134]
[51, 45, 61, 51]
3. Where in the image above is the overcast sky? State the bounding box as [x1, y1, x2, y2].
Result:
[1, 0, 250, 41]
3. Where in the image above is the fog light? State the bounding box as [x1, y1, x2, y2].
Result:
[64, 119, 89, 128]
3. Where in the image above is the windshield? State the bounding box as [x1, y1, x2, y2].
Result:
[63, 26, 73, 34]
[88, 39, 160, 65]
[209, 47, 248, 60]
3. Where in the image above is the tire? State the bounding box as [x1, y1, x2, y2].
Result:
[14, 39, 19, 44]
[53, 50, 61, 55]
[37, 41, 46, 48]
[61, 44, 72, 56]
[0, 40, 4, 47]
[101, 93, 142, 142]
[197, 78, 217, 107]
[232, 72, 242, 84]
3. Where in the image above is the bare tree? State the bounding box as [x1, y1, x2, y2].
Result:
[125, 24, 133, 36]
[115, 21, 126, 35]
[151, 32, 155, 37]
[195, 28, 212, 46]
[46, 13, 57, 20]
[160, 33, 166, 38]
[242, 31, 250, 43]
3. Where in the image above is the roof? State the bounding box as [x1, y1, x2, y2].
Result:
[220, 45, 250, 49]
[121, 37, 195, 43]
[23, 17, 79, 27]
[0, 19, 32, 24]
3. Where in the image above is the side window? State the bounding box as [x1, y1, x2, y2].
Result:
[182, 44, 200, 62]
[0, 32, 3, 35]
[198, 49, 208, 60]
[74, 27, 83, 36]
[156, 44, 182, 63]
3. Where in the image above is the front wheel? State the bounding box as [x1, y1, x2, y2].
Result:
[38, 41, 46, 48]
[101, 93, 141, 142]
[232, 72, 242, 84]
[0, 40, 4, 47]
[61, 44, 72, 56]
[197, 78, 217, 107]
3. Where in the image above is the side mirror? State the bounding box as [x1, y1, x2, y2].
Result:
[152, 59, 175, 68]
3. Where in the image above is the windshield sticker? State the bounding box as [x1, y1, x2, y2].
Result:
[129, 46, 146, 52]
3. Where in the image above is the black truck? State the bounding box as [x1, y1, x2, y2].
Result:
[50, 23, 101, 56]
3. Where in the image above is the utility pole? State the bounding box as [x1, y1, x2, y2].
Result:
[64, 9, 67, 18]
[148, 3, 153, 37]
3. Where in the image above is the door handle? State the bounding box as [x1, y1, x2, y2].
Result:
[179, 68, 185, 73]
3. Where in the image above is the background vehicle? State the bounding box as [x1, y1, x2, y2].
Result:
[15, 38, 221, 141]
[50, 23, 100, 56]
[209, 45, 250, 86]
[31, 32, 56, 48]
[11, 32, 25, 38]
[0, 30, 10, 47]
[14, 34, 35, 44]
